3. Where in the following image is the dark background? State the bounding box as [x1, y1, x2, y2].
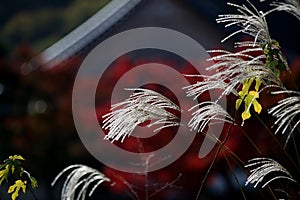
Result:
[1, 0, 300, 199]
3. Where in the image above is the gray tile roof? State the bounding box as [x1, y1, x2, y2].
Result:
[32, 0, 142, 68]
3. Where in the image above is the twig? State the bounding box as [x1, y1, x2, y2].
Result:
[149, 173, 182, 198]
[222, 151, 247, 200]
[28, 186, 38, 200]
[195, 120, 235, 199]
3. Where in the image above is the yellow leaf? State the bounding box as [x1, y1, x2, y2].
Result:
[11, 192, 19, 200]
[0, 169, 5, 178]
[30, 177, 38, 188]
[8, 155, 25, 161]
[253, 100, 262, 114]
[249, 91, 259, 98]
[0, 165, 9, 185]
[11, 166, 15, 174]
[242, 110, 251, 121]
[255, 78, 262, 91]
[235, 99, 242, 110]
[8, 180, 27, 200]
[8, 184, 15, 193]
[237, 77, 263, 124]
[238, 90, 244, 97]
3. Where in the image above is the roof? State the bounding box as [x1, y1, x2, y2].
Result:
[28, 0, 142, 69]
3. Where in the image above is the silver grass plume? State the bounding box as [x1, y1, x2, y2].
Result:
[269, 0, 300, 21]
[102, 88, 181, 143]
[185, 1, 287, 126]
[51, 164, 110, 200]
[268, 90, 300, 147]
[217, 1, 272, 44]
[184, 46, 282, 101]
[188, 0, 285, 100]
[245, 157, 296, 188]
[188, 101, 234, 133]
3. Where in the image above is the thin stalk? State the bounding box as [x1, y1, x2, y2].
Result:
[149, 173, 182, 198]
[203, 131, 244, 166]
[238, 126, 263, 155]
[113, 175, 140, 200]
[195, 120, 235, 200]
[144, 155, 152, 200]
[291, 133, 300, 168]
[222, 151, 247, 200]
[28, 186, 38, 200]
[266, 185, 279, 200]
[254, 113, 300, 175]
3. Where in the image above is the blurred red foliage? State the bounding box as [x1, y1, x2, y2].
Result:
[1, 43, 299, 199]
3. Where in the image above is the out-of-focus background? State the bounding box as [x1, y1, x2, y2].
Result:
[0, 0, 111, 51]
[1, 0, 300, 199]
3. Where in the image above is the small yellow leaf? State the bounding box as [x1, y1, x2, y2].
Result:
[11, 192, 19, 200]
[8, 180, 27, 200]
[30, 177, 38, 188]
[0, 165, 9, 185]
[238, 90, 245, 97]
[0, 169, 5, 178]
[8, 184, 15, 193]
[11, 166, 15, 174]
[249, 91, 259, 98]
[237, 77, 263, 123]
[264, 49, 269, 54]
[242, 110, 251, 121]
[255, 78, 262, 91]
[253, 100, 262, 114]
[236, 99, 242, 110]
[9, 155, 25, 161]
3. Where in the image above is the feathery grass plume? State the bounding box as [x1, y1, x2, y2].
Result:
[245, 157, 296, 188]
[268, 90, 300, 147]
[209, 0, 288, 93]
[217, 1, 272, 44]
[102, 88, 181, 143]
[188, 101, 234, 133]
[184, 46, 283, 124]
[187, 0, 289, 123]
[185, 47, 282, 100]
[51, 164, 110, 200]
[217, 0, 290, 77]
[269, 0, 300, 20]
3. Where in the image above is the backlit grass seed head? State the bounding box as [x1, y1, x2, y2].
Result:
[102, 88, 181, 143]
[268, 90, 300, 147]
[187, 101, 234, 133]
[185, 45, 283, 124]
[269, 0, 300, 21]
[52, 165, 110, 200]
[217, 1, 272, 44]
[185, 48, 282, 101]
[245, 157, 296, 188]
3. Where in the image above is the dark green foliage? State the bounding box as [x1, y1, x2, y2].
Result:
[1, 0, 111, 51]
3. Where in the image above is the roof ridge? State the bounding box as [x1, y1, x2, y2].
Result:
[28, 0, 142, 70]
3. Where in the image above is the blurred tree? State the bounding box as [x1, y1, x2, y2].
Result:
[1, 0, 111, 51]
[0, 44, 90, 185]
[0, 0, 71, 27]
